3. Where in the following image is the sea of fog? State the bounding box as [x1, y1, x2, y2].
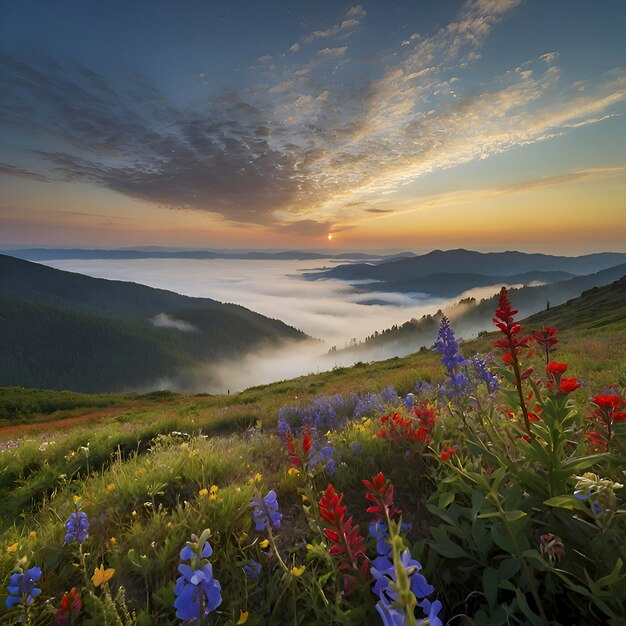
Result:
[41, 258, 502, 392]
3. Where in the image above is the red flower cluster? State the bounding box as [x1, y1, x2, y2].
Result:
[440, 444, 457, 462]
[492, 287, 532, 365]
[533, 326, 558, 364]
[545, 362, 580, 395]
[284, 428, 312, 467]
[363, 472, 401, 521]
[376, 407, 436, 445]
[56, 587, 82, 625]
[585, 394, 625, 451]
[318, 485, 368, 581]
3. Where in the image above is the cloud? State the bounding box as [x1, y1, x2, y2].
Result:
[0, 0, 624, 235]
[152, 313, 196, 332]
[0, 163, 49, 182]
[365, 208, 394, 214]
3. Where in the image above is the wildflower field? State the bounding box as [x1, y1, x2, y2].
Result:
[1, 287, 625, 625]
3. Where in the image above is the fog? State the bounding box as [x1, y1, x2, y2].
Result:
[43, 258, 505, 392]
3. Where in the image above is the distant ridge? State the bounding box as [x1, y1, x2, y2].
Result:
[308, 248, 626, 285]
[0, 254, 309, 392]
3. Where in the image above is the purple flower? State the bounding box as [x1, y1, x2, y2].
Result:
[471, 354, 499, 394]
[434, 317, 471, 402]
[64, 510, 89, 544]
[174, 540, 222, 621]
[250, 490, 282, 532]
[6, 566, 42, 609]
[243, 559, 261, 580]
[351, 441, 362, 456]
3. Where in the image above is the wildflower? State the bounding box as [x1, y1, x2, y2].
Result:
[209, 485, 219, 501]
[290, 565, 306, 577]
[434, 317, 471, 402]
[55, 587, 82, 625]
[546, 362, 568, 376]
[288, 467, 300, 477]
[558, 377, 580, 394]
[28, 531, 37, 539]
[247, 473, 262, 485]
[259, 539, 269, 549]
[198, 488, 209, 497]
[105, 483, 116, 492]
[440, 444, 457, 462]
[110, 537, 117, 545]
[91, 565, 115, 587]
[243, 559, 261, 580]
[72, 495, 82, 504]
[363, 472, 401, 521]
[7, 543, 18, 553]
[318, 485, 368, 579]
[5, 566, 42, 610]
[533, 326, 558, 364]
[351, 441, 362, 455]
[371, 549, 442, 626]
[586, 394, 625, 451]
[493, 288, 533, 434]
[539, 534, 565, 563]
[470, 354, 499, 394]
[131, 510, 137, 518]
[250, 490, 282, 532]
[64, 510, 89, 544]
[306, 544, 314, 551]
[237, 609, 249, 624]
[174, 539, 222, 621]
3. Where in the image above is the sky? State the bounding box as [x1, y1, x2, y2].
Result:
[1, 0, 625, 253]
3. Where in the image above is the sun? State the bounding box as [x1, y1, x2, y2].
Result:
[327, 234, 333, 241]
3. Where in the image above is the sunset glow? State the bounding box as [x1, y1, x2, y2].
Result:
[0, 0, 624, 253]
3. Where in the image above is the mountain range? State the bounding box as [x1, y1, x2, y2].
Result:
[0, 254, 309, 392]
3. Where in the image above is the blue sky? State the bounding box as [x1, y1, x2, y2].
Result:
[1, 0, 625, 251]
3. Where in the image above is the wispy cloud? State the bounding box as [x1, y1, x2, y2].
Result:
[0, 0, 623, 236]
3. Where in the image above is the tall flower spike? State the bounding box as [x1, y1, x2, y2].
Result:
[174, 538, 222, 621]
[250, 490, 282, 532]
[492, 287, 533, 436]
[363, 472, 401, 521]
[318, 484, 368, 585]
[64, 510, 89, 544]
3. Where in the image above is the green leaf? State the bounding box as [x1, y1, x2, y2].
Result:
[594, 558, 623, 589]
[498, 557, 520, 579]
[438, 490, 455, 509]
[561, 454, 608, 473]
[515, 589, 544, 626]
[482, 567, 499, 610]
[543, 495, 588, 512]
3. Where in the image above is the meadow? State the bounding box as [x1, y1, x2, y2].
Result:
[1, 287, 625, 625]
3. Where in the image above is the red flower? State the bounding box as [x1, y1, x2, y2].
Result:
[546, 362, 568, 376]
[558, 378, 580, 394]
[440, 444, 457, 462]
[284, 430, 301, 466]
[363, 472, 401, 520]
[592, 395, 623, 413]
[586, 393, 625, 452]
[539, 534, 565, 560]
[318, 485, 368, 582]
[56, 587, 82, 625]
[533, 327, 559, 364]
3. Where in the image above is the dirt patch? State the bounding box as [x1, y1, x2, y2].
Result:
[0, 407, 130, 439]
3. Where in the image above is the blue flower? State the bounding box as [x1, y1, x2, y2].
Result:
[471, 354, 499, 394]
[250, 490, 282, 532]
[64, 510, 89, 544]
[351, 441, 362, 456]
[434, 317, 472, 402]
[403, 393, 414, 411]
[243, 559, 261, 580]
[174, 541, 222, 621]
[6, 566, 42, 609]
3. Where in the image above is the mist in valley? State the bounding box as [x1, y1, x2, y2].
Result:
[41, 258, 518, 393]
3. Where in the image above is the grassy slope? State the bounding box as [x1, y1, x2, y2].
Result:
[0, 254, 308, 392]
[0, 283, 624, 623]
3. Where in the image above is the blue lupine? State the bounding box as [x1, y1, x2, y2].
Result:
[243, 559, 261, 580]
[471, 354, 499, 394]
[351, 441, 362, 456]
[403, 393, 414, 411]
[6, 566, 42, 609]
[174, 540, 222, 621]
[250, 490, 282, 532]
[64, 510, 89, 544]
[434, 317, 471, 402]
[379, 385, 399, 406]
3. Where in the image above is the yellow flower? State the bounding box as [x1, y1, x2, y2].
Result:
[237, 610, 249, 624]
[134, 468, 146, 477]
[72, 495, 82, 503]
[180, 442, 189, 451]
[301, 494, 309, 505]
[29, 531, 37, 538]
[110, 537, 117, 545]
[209, 485, 219, 500]
[131, 510, 137, 518]
[259, 539, 269, 549]
[91, 564, 115, 587]
[290, 565, 306, 577]
[306, 543, 314, 551]
[288, 467, 300, 477]
[7, 542, 18, 553]
[106, 483, 116, 492]
[247, 472, 262, 485]
[198, 488, 209, 497]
